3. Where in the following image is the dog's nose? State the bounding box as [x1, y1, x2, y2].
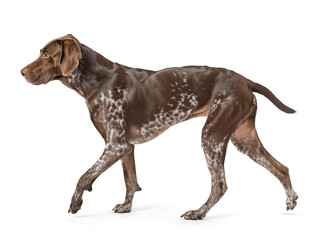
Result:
[21, 67, 28, 77]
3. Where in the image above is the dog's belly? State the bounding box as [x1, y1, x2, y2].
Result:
[128, 103, 210, 144]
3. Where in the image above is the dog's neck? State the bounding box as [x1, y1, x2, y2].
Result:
[62, 44, 120, 99]
[61, 44, 155, 104]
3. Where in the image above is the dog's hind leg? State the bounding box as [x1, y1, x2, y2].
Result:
[231, 97, 298, 210]
[113, 146, 142, 213]
[181, 92, 252, 220]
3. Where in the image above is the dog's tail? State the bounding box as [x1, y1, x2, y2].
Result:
[249, 81, 296, 114]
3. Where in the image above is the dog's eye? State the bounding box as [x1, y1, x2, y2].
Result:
[43, 52, 50, 59]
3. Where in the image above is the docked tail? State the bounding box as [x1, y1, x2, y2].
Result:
[249, 81, 296, 114]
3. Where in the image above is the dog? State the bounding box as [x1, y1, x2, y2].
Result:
[21, 34, 297, 220]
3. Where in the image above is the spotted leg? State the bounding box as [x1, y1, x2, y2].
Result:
[181, 94, 251, 220]
[231, 99, 298, 210]
[68, 144, 133, 214]
[113, 147, 142, 213]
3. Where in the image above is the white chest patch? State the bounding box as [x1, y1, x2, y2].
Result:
[92, 89, 128, 157]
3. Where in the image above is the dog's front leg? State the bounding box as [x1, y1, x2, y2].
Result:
[113, 146, 142, 213]
[68, 144, 133, 214]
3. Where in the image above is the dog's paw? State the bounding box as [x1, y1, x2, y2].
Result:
[113, 203, 132, 213]
[181, 210, 206, 220]
[68, 198, 83, 214]
[286, 191, 298, 211]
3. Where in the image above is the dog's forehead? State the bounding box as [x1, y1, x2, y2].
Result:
[41, 40, 60, 54]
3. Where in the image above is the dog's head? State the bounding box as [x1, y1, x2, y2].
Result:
[21, 34, 82, 85]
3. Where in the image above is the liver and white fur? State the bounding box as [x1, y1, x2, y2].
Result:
[21, 35, 298, 220]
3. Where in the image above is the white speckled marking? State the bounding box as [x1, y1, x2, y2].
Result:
[92, 90, 129, 170]
[202, 137, 228, 169]
[67, 71, 80, 85]
[129, 93, 198, 144]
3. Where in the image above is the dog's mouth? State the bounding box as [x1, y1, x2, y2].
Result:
[21, 66, 45, 85]
[25, 74, 42, 85]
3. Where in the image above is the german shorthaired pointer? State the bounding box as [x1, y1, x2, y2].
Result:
[21, 34, 297, 220]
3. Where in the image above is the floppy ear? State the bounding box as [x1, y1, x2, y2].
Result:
[60, 38, 82, 77]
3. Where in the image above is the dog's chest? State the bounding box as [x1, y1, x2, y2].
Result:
[91, 90, 126, 123]
[88, 89, 128, 143]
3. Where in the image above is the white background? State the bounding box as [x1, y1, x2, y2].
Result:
[0, 0, 320, 239]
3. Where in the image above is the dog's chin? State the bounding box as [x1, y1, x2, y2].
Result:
[25, 75, 50, 85]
